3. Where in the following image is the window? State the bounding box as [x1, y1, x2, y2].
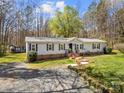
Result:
[30, 44, 38, 51]
[92, 43, 96, 49]
[52, 43, 54, 51]
[75, 44, 80, 50]
[77, 45, 79, 50]
[47, 43, 54, 51]
[92, 43, 100, 49]
[80, 44, 84, 50]
[59, 44, 65, 50]
[97, 43, 100, 49]
[75, 44, 76, 50]
[32, 45, 35, 51]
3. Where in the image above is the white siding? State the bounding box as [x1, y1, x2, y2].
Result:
[26, 41, 107, 55]
[26, 42, 29, 53]
[37, 43, 68, 55]
[83, 42, 106, 53]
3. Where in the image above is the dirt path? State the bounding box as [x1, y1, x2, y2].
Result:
[0, 63, 93, 93]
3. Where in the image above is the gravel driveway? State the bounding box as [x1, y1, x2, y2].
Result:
[0, 63, 93, 93]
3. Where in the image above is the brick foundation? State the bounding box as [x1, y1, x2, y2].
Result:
[37, 52, 104, 60]
[37, 54, 66, 60]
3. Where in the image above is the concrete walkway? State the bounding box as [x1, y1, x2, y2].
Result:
[0, 63, 93, 93]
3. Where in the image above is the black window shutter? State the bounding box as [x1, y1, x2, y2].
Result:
[52, 43, 54, 51]
[46, 44, 48, 51]
[29, 43, 31, 51]
[36, 44, 38, 51]
[59, 44, 60, 50]
[64, 44, 65, 50]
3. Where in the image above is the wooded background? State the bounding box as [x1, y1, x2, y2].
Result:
[0, 0, 124, 55]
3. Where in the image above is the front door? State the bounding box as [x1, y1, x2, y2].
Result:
[69, 43, 73, 53]
[69, 43, 80, 53]
[69, 43, 73, 50]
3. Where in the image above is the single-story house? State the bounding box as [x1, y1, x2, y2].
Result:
[25, 37, 107, 60]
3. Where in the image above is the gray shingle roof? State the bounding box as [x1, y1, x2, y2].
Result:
[25, 37, 106, 43]
[79, 38, 106, 43]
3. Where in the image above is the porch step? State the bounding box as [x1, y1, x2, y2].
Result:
[68, 53, 80, 59]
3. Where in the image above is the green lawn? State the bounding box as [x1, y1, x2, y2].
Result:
[27, 59, 73, 69]
[86, 50, 124, 87]
[0, 53, 74, 69]
[1, 50, 124, 91]
[0, 53, 26, 63]
[1, 50, 124, 74]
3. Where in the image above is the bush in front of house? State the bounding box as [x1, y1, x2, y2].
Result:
[103, 47, 112, 54]
[68, 48, 72, 53]
[106, 47, 112, 54]
[116, 44, 124, 54]
[27, 51, 37, 62]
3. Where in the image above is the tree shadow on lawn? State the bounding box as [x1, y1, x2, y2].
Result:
[0, 62, 59, 79]
[0, 62, 77, 80]
[31, 57, 70, 64]
[0, 62, 92, 92]
[83, 52, 117, 58]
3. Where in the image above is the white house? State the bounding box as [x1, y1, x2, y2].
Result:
[25, 37, 107, 60]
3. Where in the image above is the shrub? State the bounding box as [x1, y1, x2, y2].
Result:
[0, 45, 7, 56]
[68, 48, 72, 53]
[27, 51, 37, 62]
[107, 47, 112, 54]
[116, 44, 124, 54]
[103, 47, 112, 54]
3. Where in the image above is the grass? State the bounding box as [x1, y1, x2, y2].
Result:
[1, 50, 124, 91]
[0, 53, 26, 63]
[1, 50, 124, 72]
[27, 59, 74, 69]
[0, 53, 74, 69]
[86, 50, 124, 87]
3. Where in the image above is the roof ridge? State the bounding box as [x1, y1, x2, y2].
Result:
[25, 37, 106, 43]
